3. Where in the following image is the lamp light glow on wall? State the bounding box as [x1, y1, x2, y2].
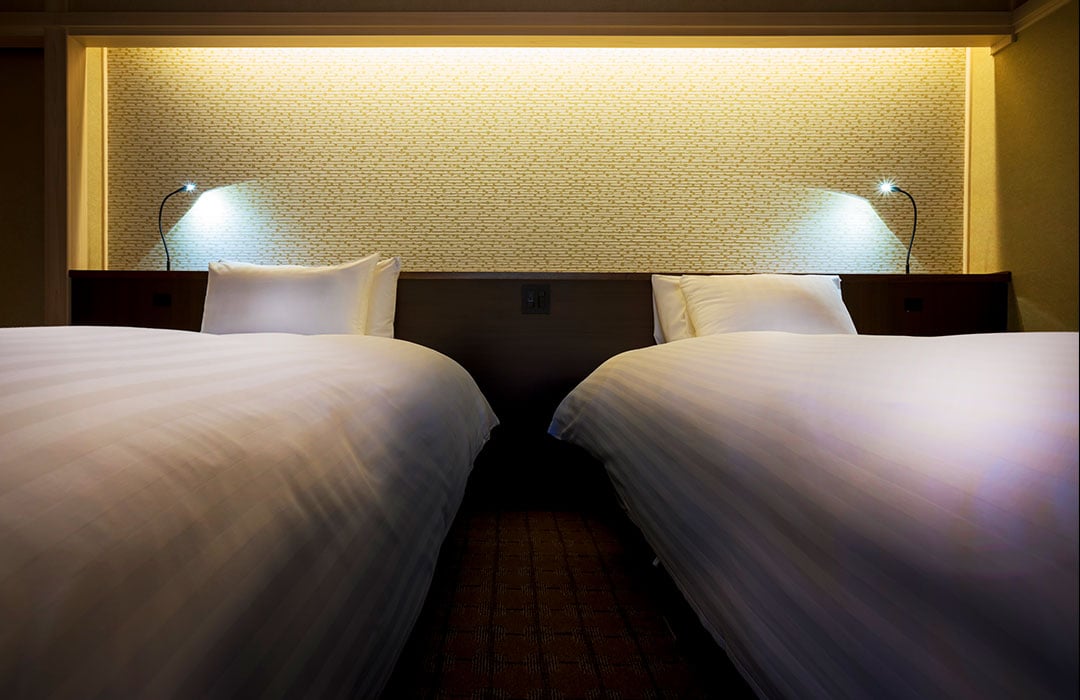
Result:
[158, 182, 196, 271]
[155, 181, 274, 269]
[877, 180, 918, 274]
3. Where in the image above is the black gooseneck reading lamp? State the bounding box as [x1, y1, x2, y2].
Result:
[878, 180, 917, 274]
[158, 183, 196, 271]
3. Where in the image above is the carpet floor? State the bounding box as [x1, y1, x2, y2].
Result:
[384, 495, 755, 699]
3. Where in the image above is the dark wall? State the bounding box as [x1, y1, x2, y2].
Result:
[2, 0, 1027, 12]
[0, 48, 45, 328]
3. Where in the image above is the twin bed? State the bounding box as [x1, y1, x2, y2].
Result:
[2, 267, 1077, 699]
[552, 274, 1079, 699]
[1, 257, 498, 698]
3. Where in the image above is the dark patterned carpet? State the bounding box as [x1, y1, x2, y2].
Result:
[384, 470, 755, 699]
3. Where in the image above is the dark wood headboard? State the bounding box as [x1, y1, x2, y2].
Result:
[395, 274, 655, 446]
[70, 270, 1011, 463]
[395, 272, 1011, 446]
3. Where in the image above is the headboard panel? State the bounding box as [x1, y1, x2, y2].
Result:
[394, 272, 1011, 443]
[395, 274, 655, 440]
[70, 270, 1010, 464]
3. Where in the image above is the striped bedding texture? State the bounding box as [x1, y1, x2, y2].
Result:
[0, 325, 497, 699]
[550, 331, 1079, 700]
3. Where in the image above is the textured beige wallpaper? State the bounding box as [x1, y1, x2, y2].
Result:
[107, 47, 966, 272]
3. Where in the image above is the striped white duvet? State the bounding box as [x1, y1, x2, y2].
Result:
[0, 325, 497, 699]
[550, 331, 1078, 700]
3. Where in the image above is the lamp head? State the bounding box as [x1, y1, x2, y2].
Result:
[183, 182, 197, 192]
[878, 180, 897, 195]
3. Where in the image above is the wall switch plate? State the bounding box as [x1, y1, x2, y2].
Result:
[521, 284, 551, 314]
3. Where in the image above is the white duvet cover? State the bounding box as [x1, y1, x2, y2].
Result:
[550, 331, 1078, 700]
[1, 326, 496, 699]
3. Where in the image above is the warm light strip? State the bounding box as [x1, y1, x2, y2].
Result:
[962, 48, 973, 275]
[81, 33, 1004, 49]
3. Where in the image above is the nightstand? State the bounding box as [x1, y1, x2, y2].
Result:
[70, 270, 208, 331]
[839, 273, 1011, 335]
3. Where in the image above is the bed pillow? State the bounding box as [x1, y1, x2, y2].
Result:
[679, 273, 857, 336]
[366, 256, 401, 337]
[201, 254, 379, 335]
[651, 274, 695, 344]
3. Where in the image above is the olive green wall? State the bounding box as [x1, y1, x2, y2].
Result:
[970, 0, 1078, 330]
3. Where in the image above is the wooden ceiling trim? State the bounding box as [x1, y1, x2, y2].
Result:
[1, 11, 1015, 43]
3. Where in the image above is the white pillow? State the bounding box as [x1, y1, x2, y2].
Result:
[366, 256, 401, 338]
[201, 254, 379, 335]
[651, 274, 695, 344]
[679, 273, 857, 336]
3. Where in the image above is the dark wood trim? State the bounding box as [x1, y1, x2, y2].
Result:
[0, 35, 44, 47]
[71, 270, 206, 281]
[0, 11, 1014, 40]
[395, 271, 1011, 284]
[400, 271, 653, 280]
[42, 28, 68, 325]
[69, 269, 1013, 283]
[67, 270, 1015, 351]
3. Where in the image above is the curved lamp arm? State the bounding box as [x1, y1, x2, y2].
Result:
[878, 182, 918, 274]
[158, 184, 195, 271]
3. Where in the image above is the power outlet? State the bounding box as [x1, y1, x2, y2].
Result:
[903, 297, 924, 313]
[521, 284, 551, 314]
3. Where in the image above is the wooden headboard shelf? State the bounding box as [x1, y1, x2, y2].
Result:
[70, 270, 1011, 465]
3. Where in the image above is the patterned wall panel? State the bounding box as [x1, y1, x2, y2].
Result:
[107, 47, 966, 272]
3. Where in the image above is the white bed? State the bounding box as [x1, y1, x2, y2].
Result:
[550, 330, 1078, 699]
[0, 325, 497, 699]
